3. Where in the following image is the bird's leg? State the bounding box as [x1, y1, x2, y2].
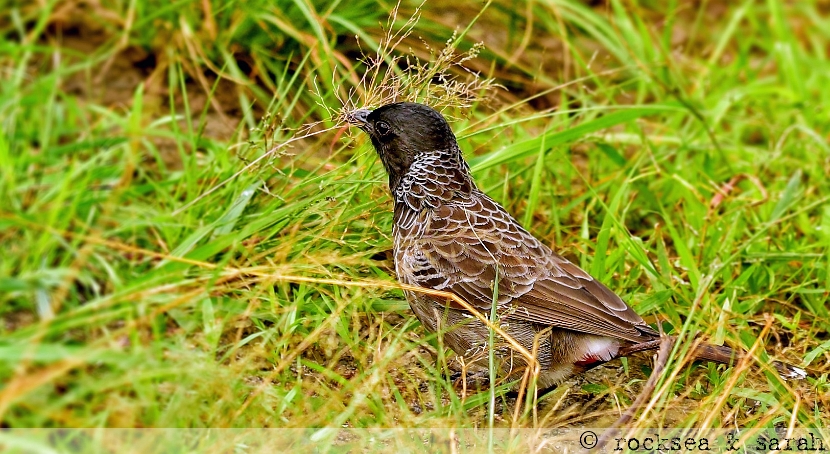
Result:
[451, 369, 491, 392]
[448, 355, 491, 394]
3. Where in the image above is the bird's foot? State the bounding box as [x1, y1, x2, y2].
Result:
[450, 369, 491, 393]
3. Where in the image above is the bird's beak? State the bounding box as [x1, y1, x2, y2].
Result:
[346, 108, 372, 130]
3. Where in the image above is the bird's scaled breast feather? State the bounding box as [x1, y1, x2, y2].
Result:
[395, 192, 657, 343]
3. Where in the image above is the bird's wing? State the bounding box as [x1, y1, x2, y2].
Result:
[395, 193, 657, 343]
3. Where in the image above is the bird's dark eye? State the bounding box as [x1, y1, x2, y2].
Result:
[375, 121, 391, 136]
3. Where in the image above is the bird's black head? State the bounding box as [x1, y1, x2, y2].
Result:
[347, 102, 462, 190]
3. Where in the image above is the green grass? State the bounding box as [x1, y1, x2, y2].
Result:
[1, 0, 829, 447]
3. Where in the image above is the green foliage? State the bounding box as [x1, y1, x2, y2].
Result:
[0, 0, 827, 435]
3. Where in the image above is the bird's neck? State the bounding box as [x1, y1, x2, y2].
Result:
[391, 148, 476, 211]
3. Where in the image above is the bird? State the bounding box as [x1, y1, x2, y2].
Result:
[346, 101, 805, 389]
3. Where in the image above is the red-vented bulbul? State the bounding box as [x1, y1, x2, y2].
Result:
[348, 102, 804, 388]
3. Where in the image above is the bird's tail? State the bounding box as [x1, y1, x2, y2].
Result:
[618, 336, 807, 380]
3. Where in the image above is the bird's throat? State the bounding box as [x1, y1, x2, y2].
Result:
[391, 150, 476, 210]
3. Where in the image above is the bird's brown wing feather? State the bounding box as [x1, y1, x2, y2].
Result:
[395, 192, 657, 343]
